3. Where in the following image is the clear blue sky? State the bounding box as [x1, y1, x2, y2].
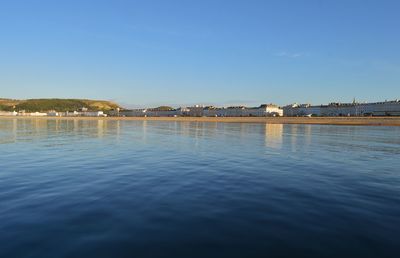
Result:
[1, 0, 399, 107]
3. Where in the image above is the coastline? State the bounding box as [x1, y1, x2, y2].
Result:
[1, 116, 400, 126]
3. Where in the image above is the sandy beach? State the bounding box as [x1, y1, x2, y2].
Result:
[1, 116, 400, 126]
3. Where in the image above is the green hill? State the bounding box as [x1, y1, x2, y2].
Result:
[0, 98, 122, 112]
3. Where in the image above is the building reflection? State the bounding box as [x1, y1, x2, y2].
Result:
[142, 120, 147, 142]
[304, 125, 312, 146]
[12, 118, 17, 142]
[97, 120, 104, 138]
[285, 124, 314, 151]
[264, 124, 283, 149]
[0, 118, 128, 142]
[1, 119, 287, 148]
[0, 118, 18, 144]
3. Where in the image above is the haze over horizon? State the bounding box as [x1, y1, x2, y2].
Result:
[1, 0, 399, 107]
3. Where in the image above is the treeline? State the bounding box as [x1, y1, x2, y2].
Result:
[17, 99, 91, 112]
[0, 104, 14, 111]
[0, 98, 121, 112]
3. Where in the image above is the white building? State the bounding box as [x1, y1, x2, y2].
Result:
[81, 111, 107, 117]
[26, 112, 48, 116]
[358, 100, 400, 116]
[254, 104, 283, 117]
[0, 111, 17, 116]
[47, 111, 59, 116]
[120, 109, 147, 117]
[283, 104, 322, 117]
[120, 108, 188, 117]
[214, 105, 283, 117]
[61, 111, 106, 117]
[64, 111, 81, 117]
[146, 109, 178, 117]
[283, 100, 400, 117]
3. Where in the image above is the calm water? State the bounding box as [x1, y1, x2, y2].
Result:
[0, 118, 399, 258]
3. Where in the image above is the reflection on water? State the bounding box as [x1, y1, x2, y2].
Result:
[0, 119, 124, 143]
[1, 118, 400, 258]
[1, 119, 399, 155]
[1, 119, 287, 147]
[264, 124, 283, 148]
[1, 118, 399, 154]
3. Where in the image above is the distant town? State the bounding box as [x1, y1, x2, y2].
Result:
[1, 98, 400, 117]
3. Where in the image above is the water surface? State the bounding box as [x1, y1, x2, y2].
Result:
[0, 118, 399, 257]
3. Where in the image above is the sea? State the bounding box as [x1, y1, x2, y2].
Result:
[0, 118, 399, 258]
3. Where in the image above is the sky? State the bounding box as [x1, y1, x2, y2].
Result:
[0, 0, 399, 108]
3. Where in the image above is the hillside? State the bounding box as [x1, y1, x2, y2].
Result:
[0, 98, 122, 112]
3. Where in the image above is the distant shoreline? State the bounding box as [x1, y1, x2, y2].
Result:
[1, 116, 400, 126]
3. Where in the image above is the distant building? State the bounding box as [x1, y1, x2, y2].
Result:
[223, 106, 246, 117]
[81, 111, 107, 117]
[64, 111, 80, 117]
[118, 104, 283, 117]
[209, 104, 283, 117]
[283, 104, 321, 117]
[188, 105, 204, 117]
[120, 107, 189, 117]
[47, 111, 59, 116]
[203, 106, 220, 117]
[27, 112, 47, 117]
[0, 111, 17, 116]
[283, 100, 400, 116]
[120, 109, 147, 117]
[61, 111, 106, 117]
[247, 105, 282, 117]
